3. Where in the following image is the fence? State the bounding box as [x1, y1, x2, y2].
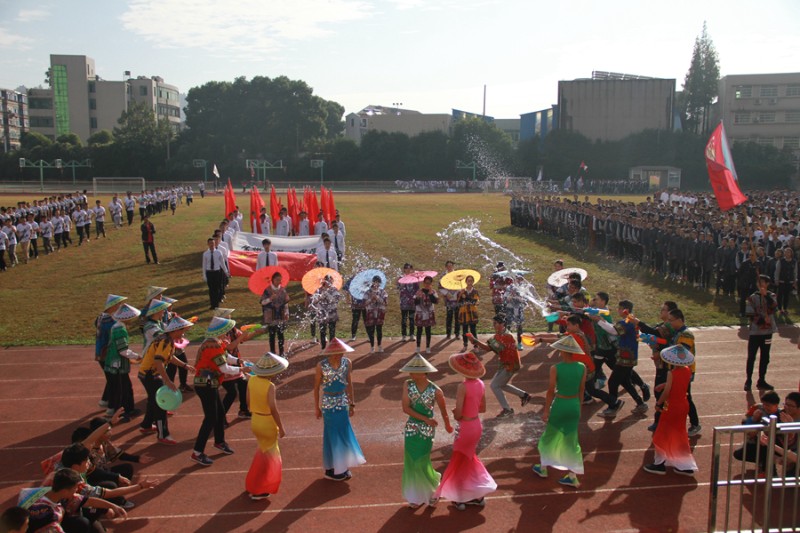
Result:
[709, 416, 800, 532]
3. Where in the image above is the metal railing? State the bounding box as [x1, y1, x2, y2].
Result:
[709, 416, 800, 532]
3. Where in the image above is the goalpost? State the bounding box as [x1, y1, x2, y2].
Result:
[93, 177, 146, 196]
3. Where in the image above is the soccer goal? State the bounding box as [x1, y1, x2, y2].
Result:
[93, 177, 146, 196]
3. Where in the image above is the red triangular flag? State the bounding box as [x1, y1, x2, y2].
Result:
[705, 122, 746, 211]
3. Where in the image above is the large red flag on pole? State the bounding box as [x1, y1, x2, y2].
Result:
[269, 185, 281, 231]
[288, 187, 300, 234]
[250, 185, 265, 233]
[224, 178, 236, 219]
[320, 186, 329, 224]
[327, 188, 336, 224]
[306, 187, 319, 228]
[705, 122, 747, 211]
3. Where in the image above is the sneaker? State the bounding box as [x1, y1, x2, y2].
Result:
[532, 464, 548, 478]
[344, 470, 353, 480]
[517, 342, 524, 350]
[98, 400, 109, 408]
[632, 403, 649, 415]
[122, 500, 136, 510]
[756, 380, 774, 390]
[445, 335, 452, 340]
[599, 400, 625, 418]
[687, 425, 702, 437]
[744, 379, 752, 392]
[138, 425, 157, 435]
[348, 336, 356, 342]
[425, 347, 431, 355]
[558, 474, 580, 488]
[250, 493, 270, 500]
[191, 452, 214, 466]
[595, 377, 606, 389]
[641, 384, 651, 402]
[158, 437, 178, 446]
[401, 336, 407, 342]
[674, 468, 695, 477]
[582, 396, 594, 405]
[647, 423, 658, 432]
[466, 498, 485, 507]
[214, 442, 235, 455]
[496, 408, 514, 418]
[377, 346, 383, 353]
[455, 502, 466, 511]
[414, 349, 422, 355]
[643, 462, 666, 475]
[462, 344, 469, 351]
[324, 470, 348, 481]
[369, 346, 375, 354]
[238, 410, 252, 419]
[521, 393, 532, 407]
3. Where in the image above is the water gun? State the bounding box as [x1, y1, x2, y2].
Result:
[583, 307, 610, 316]
[544, 312, 561, 323]
[241, 324, 260, 331]
[188, 316, 199, 323]
[638, 333, 667, 347]
[521, 333, 537, 347]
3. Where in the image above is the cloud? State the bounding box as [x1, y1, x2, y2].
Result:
[120, 0, 373, 58]
[0, 30, 34, 50]
[16, 8, 50, 22]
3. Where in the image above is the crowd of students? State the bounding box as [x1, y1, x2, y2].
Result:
[0, 186, 195, 271]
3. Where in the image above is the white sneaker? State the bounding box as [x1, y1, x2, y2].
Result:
[377, 346, 383, 353]
[369, 346, 374, 353]
[401, 336, 407, 342]
[349, 337, 356, 342]
[425, 347, 431, 354]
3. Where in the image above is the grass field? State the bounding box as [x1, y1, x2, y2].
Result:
[0, 191, 750, 346]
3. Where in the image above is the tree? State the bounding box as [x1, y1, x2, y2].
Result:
[56, 132, 82, 147]
[113, 102, 172, 178]
[682, 22, 720, 135]
[87, 130, 114, 146]
[450, 117, 515, 179]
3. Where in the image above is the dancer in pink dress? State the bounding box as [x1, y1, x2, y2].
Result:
[433, 351, 497, 511]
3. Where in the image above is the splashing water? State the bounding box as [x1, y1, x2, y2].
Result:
[434, 217, 549, 316]
[465, 134, 508, 179]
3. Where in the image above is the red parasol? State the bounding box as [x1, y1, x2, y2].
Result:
[248, 265, 291, 296]
[398, 270, 438, 284]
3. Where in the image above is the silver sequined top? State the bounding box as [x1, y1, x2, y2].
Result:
[404, 380, 438, 440]
[321, 357, 351, 411]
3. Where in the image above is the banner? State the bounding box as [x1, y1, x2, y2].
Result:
[232, 232, 323, 254]
[705, 122, 746, 211]
[228, 250, 318, 279]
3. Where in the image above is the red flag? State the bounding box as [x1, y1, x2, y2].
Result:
[320, 187, 330, 224]
[224, 178, 236, 219]
[327, 187, 336, 224]
[306, 187, 319, 227]
[288, 187, 300, 234]
[705, 122, 746, 211]
[270, 185, 281, 231]
[227, 251, 318, 280]
[249, 185, 265, 233]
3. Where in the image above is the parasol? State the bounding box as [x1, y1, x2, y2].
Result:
[440, 269, 481, 290]
[348, 269, 386, 300]
[546, 267, 588, 288]
[302, 267, 343, 294]
[398, 270, 438, 284]
[248, 265, 291, 296]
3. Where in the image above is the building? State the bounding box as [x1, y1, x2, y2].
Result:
[558, 72, 675, 142]
[714, 73, 800, 153]
[1, 88, 28, 153]
[493, 118, 520, 144]
[520, 105, 559, 142]
[28, 54, 181, 143]
[344, 105, 451, 144]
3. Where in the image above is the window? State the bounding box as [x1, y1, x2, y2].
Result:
[51, 64, 70, 136]
[139, 86, 148, 96]
[735, 86, 752, 99]
[90, 117, 97, 128]
[756, 137, 774, 146]
[88, 81, 96, 93]
[787, 85, 800, 97]
[29, 98, 53, 109]
[734, 113, 751, 124]
[787, 111, 800, 123]
[783, 137, 800, 150]
[89, 98, 96, 110]
[30, 116, 54, 128]
[760, 86, 778, 98]
[758, 112, 776, 123]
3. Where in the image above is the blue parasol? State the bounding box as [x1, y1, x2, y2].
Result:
[348, 269, 386, 300]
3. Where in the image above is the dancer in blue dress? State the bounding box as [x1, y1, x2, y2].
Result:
[313, 338, 366, 480]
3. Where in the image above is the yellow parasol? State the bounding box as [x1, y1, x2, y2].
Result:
[440, 269, 481, 290]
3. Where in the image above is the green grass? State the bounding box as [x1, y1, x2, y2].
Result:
[0, 192, 747, 346]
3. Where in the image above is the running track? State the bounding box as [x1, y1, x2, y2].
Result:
[1, 326, 798, 532]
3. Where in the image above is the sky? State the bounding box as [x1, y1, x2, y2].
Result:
[0, 0, 798, 119]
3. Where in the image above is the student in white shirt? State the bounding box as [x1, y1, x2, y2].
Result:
[257, 208, 270, 235]
[125, 193, 136, 225]
[275, 208, 291, 237]
[334, 212, 346, 236]
[256, 238, 279, 270]
[327, 222, 346, 262]
[313, 212, 328, 235]
[2, 219, 17, 266]
[316, 237, 339, 272]
[110, 196, 123, 228]
[15, 217, 31, 265]
[27, 213, 39, 260]
[93, 200, 107, 238]
[297, 211, 310, 236]
[0, 229, 7, 270]
[202, 238, 229, 309]
[39, 214, 54, 254]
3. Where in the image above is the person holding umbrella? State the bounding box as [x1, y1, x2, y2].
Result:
[260, 271, 290, 357]
[364, 275, 388, 353]
[414, 276, 438, 355]
[398, 263, 418, 342]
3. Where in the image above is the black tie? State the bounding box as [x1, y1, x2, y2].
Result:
[211, 251, 215, 271]
[267, 254, 271, 267]
[334, 236, 340, 254]
[326, 250, 330, 268]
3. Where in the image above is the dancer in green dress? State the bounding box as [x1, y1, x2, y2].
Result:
[400, 354, 453, 508]
[532, 335, 587, 488]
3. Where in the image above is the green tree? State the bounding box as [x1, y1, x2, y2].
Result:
[450, 117, 515, 179]
[20, 131, 53, 151]
[113, 102, 172, 178]
[359, 131, 410, 180]
[87, 130, 114, 146]
[682, 22, 720, 134]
